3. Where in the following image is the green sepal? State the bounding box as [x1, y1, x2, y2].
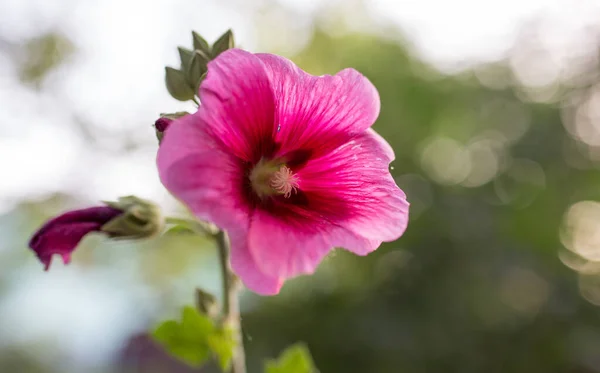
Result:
[196, 288, 219, 318]
[211, 29, 234, 58]
[187, 50, 209, 91]
[165, 66, 195, 101]
[177, 46, 194, 74]
[100, 196, 163, 239]
[159, 111, 189, 120]
[192, 31, 211, 56]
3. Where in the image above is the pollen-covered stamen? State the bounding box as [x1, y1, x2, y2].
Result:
[249, 159, 301, 199]
[270, 166, 299, 198]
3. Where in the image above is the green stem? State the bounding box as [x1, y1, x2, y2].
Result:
[215, 230, 246, 373]
[165, 217, 217, 236]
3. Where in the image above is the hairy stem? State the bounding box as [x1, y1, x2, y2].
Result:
[216, 230, 246, 373]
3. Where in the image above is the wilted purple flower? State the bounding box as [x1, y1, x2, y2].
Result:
[29, 206, 122, 270]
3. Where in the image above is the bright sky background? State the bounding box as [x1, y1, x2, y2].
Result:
[1, 0, 600, 369]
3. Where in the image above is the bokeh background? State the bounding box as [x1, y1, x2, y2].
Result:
[3, 0, 600, 372]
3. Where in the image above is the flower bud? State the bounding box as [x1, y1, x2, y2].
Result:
[29, 206, 122, 270]
[155, 118, 172, 143]
[100, 196, 164, 239]
[28, 196, 163, 270]
[155, 118, 172, 132]
[155, 112, 188, 143]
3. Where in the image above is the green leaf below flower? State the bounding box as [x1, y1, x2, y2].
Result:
[152, 306, 236, 371]
[265, 343, 317, 373]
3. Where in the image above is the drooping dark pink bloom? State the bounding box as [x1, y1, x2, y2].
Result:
[157, 49, 409, 295]
[29, 206, 122, 270]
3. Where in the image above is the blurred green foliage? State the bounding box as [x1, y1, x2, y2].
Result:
[18, 32, 74, 87]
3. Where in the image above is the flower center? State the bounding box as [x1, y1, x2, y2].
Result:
[250, 159, 299, 199]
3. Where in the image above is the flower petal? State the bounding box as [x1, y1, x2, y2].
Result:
[298, 128, 409, 244]
[248, 208, 333, 278]
[157, 113, 250, 230]
[198, 48, 277, 163]
[247, 208, 382, 279]
[255, 53, 380, 158]
[28, 206, 122, 270]
[228, 226, 283, 295]
[32, 222, 101, 270]
[245, 129, 406, 279]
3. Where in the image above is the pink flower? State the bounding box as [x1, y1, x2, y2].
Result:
[157, 49, 409, 295]
[29, 206, 122, 270]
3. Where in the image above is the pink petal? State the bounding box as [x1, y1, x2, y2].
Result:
[248, 208, 333, 278]
[255, 53, 380, 158]
[228, 227, 283, 295]
[198, 49, 277, 163]
[245, 129, 406, 279]
[247, 208, 382, 279]
[34, 222, 101, 270]
[157, 113, 250, 230]
[298, 128, 409, 244]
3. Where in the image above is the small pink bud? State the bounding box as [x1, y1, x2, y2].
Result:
[155, 117, 173, 133]
[154, 113, 188, 143]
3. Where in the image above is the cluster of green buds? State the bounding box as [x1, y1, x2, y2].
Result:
[165, 29, 235, 103]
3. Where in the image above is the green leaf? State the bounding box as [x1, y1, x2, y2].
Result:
[211, 29, 234, 58]
[192, 31, 211, 55]
[169, 344, 211, 366]
[153, 320, 179, 344]
[151, 306, 236, 371]
[165, 66, 195, 101]
[152, 317, 211, 367]
[177, 46, 194, 74]
[265, 343, 317, 373]
[208, 327, 236, 371]
[182, 306, 215, 337]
